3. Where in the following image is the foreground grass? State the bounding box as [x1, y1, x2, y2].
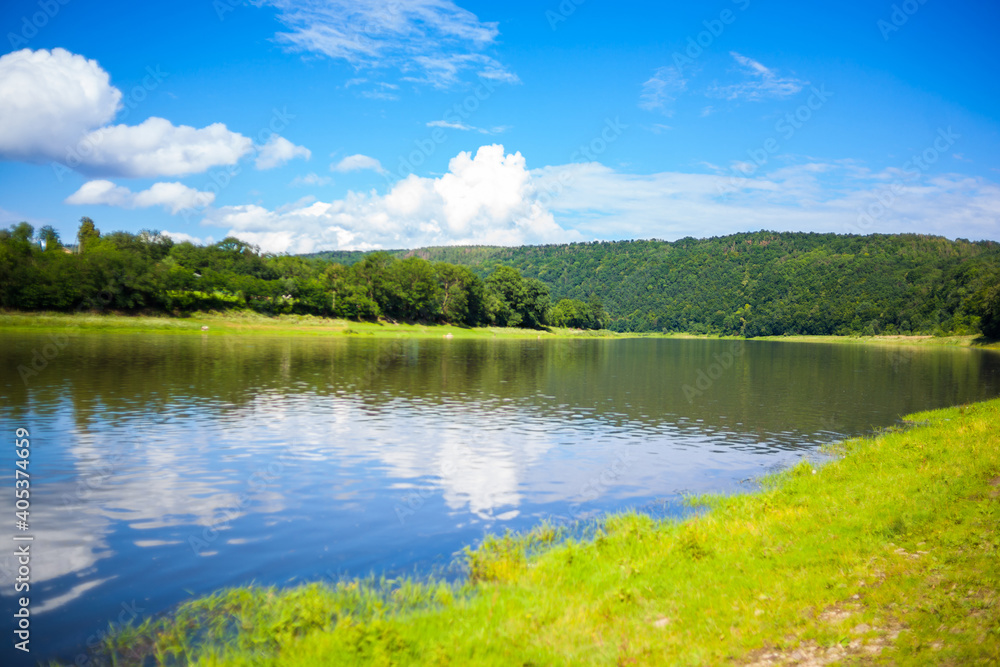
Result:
[85, 398, 1000, 666]
[0, 310, 618, 340]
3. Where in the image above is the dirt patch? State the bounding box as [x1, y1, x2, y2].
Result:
[741, 603, 907, 666]
[990, 477, 1000, 498]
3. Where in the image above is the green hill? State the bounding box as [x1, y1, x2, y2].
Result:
[309, 232, 1000, 336]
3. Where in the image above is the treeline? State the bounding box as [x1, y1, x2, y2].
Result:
[0, 219, 607, 330]
[312, 232, 1000, 338]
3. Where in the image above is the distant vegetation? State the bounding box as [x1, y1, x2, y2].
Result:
[2, 220, 998, 337]
[0, 218, 606, 330]
[316, 232, 1000, 337]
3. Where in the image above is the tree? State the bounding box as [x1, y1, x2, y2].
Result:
[484, 266, 550, 329]
[387, 257, 441, 321]
[435, 262, 484, 325]
[485, 265, 525, 327]
[37, 225, 62, 251]
[77, 217, 100, 252]
[979, 283, 1000, 339]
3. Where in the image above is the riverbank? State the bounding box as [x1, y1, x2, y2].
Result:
[91, 397, 1000, 665]
[0, 310, 616, 340]
[3, 311, 997, 350]
[654, 331, 1000, 351]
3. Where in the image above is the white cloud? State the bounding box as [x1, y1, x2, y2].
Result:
[711, 52, 806, 101]
[0, 48, 256, 178]
[639, 65, 686, 114]
[255, 135, 311, 170]
[291, 172, 332, 187]
[190, 145, 1000, 254]
[257, 0, 517, 88]
[75, 118, 253, 178]
[427, 119, 507, 134]
[532, 161, 1000, 242]
[332, 153, 387, 174]
[65, 180, 215, 214]
[0, 48, 121, 162]
[203, 144, 571, 253]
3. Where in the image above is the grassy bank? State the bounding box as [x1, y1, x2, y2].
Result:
[652, 331, 1000, 351]
[4, 311, 998, 351]
[0, 310, 618, 340]
[91, 398, 1000, 666]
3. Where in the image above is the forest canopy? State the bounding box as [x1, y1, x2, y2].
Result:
[2, 220, 999, 337]
[0, 218, 595, 330]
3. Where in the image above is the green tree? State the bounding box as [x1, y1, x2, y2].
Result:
[435, 262, 484, 325]
[77, 217, 100, 252]
[37, 225, 62, 252]
[979, 283, 1000, 339]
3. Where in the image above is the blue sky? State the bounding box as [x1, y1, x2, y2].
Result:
[1, 0, 998, 252]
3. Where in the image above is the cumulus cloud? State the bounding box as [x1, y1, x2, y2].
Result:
[73, 118, 253, 178]
[258, 0, 517, 88]
[204, 144, 571, 253]
[194, 145, 1000, 253]
[254, 135, 311, 170]
[710, 52, 806, 101]
[332, 154, 387, 174]
[0, 48, 288, 178]
[65, 180, 215, 214]
[0, 48, 121, 162]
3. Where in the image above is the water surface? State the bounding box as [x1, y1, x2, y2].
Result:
[1, 333, 998, 663]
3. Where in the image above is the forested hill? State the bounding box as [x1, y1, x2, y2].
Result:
[310, 232, 1000, 336]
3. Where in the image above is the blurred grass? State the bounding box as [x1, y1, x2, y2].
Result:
[73, 397, 1000, 666]
[0, 310, 620, 340]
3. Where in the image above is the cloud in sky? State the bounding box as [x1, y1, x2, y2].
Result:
[332, 153, 387, 174]
[195, 145, 1000, 254]
[291, 172, 333, 187]
[426, 119, 509, 134]
[639, 65, 687, 114]
[204, 144, 568, 254]
[258, 0, 517, 88]
[710, 52, 806, 101]
[65, 180, 215, 214]
[255, 135, 312, 170]
[0, 48, 305, 178]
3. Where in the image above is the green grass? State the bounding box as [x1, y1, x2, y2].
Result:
[5, 310, 998, 351]
[80, 398, 1000, 666]
[0, 310, 621, 340]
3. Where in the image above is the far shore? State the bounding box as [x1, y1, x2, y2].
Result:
[1, 310, 998, 350]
